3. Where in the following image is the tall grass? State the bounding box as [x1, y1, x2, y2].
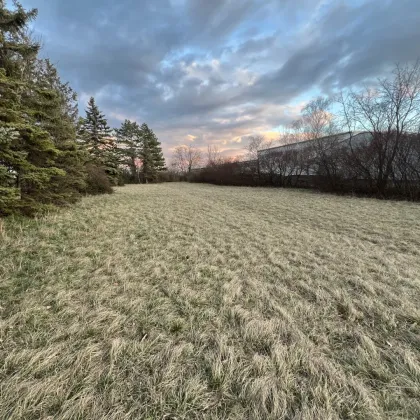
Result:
[1, 184, 419, 419]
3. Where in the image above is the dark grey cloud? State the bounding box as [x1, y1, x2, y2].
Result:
[20, 0, 420, 157]
[241, 0, 420, 101]
[187, 0, 256, 41]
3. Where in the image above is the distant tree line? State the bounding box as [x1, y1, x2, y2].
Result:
[0, 2, 165, 216]
[181, 62, 420, 200]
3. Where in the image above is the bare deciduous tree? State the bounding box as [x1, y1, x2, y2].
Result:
[289, 97, 336, 142]
[207, 145, 224, 166]
[246, 135, 274, 160]
[171, 145, 202, 174]
[338, 61, 420, 195]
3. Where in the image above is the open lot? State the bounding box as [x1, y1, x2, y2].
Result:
[1, 183, 420, 419]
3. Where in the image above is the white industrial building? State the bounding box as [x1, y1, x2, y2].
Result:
[258, 132, 371, 158]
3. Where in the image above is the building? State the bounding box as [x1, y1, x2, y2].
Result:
[257, 132, 373, 176]
[258, 132, 371, 159]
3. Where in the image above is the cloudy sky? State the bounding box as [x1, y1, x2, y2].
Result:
[19, 0, 420, 159]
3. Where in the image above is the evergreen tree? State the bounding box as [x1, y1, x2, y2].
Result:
[30, 59, 86, 204]
[140, 123, 165, 183]
[115, 119, 142, 183]
[79, 97, 111, 159]
[0, 1, 64, 215]
[79, 97, 120, 185]
[102, 135, 123, 186]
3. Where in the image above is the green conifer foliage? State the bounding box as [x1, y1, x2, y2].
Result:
[115, 120, 143, 183]
[0, 1, 64, 215]
[140, 123, 166, 183]
[79, 97, 120, 186]
[79, 97, 111, 159]
[30, 59, 87, 205]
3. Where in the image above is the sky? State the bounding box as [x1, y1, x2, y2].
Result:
[17, 0, 420, 160]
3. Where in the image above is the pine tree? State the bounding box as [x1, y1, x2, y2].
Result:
[115, 120, 142, 183]
[140, 123, 165, 183]
[0, 1, 64, 215]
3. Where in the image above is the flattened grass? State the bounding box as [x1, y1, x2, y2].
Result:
[1, 184, 420, 419]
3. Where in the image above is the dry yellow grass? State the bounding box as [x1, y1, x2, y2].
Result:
[1, 183, 420, 419]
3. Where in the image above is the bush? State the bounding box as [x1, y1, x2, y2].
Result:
[84, 164, 113, 195]
[157, 170, 184, 183]
[189, 162, 259, 186]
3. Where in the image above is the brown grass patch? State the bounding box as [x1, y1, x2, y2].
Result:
[1, 184, 419, 419]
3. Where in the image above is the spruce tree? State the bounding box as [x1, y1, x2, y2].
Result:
[115, 120, 142, 183]
[79, 97, 111, 159]
[0, 1, 63, 215]
[102, 136, 123, 186]
[30, 59, 86, 204]
[79, 97, 120, 185]
[140, 123, 165, 183]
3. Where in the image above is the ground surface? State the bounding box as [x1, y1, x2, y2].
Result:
[1, 183, 420, 419]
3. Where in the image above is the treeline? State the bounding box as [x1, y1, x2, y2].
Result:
[190, 132, 420, 200]
[0, 2, 165, 216]
[185, 62, 420, 200]
[78, 98, 165, 192]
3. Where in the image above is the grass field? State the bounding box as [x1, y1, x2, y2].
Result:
[1, 184, 420, 419]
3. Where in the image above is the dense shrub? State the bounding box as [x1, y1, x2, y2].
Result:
[84, 164, 113, 195]
[157, 170, 184, 183]
[189, 161, 259, 186]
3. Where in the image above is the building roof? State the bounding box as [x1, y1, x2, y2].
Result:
[257, 131, 369, 155]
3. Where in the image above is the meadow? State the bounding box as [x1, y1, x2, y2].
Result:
[1, 183, 420, 419]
